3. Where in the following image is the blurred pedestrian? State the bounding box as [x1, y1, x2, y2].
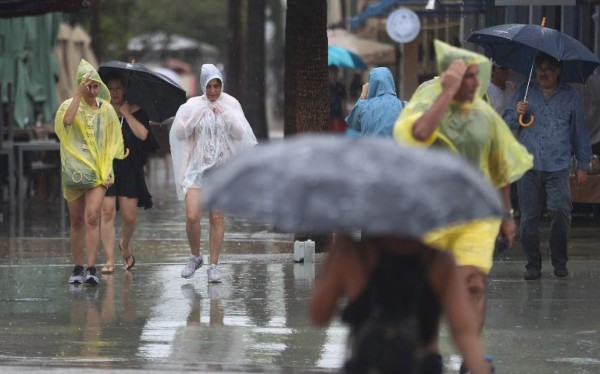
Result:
[503, 52, 592, 280]
[99, 71, 159, 274]
[345, 67, 406, 138]
[487, 63, 515, 115]
[394, 40, 532, 373]
[309, 234, 492, 374]
[328, 66, 348, 133]
[54, 59, 125, 286]
[170, 64, 257, 282]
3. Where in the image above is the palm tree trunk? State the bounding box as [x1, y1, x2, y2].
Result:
[244, 0, 268, 139]
[284, 0, 328, 135]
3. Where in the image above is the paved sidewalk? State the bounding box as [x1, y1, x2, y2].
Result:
[1, 160, 600, 373]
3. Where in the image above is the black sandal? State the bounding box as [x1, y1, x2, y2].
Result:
[119, 242, 136, 271]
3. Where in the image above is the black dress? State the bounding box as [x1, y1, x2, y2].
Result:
[105, 109, 159, 209]
[341, 248, 441, 374]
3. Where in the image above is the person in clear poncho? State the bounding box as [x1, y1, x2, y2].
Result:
[394, 40, 533, 373]
[170, 64, 257, 283]
[54, 59, 125, 286]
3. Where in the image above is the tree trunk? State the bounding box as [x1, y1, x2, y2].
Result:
[227, 0, 244, 101]
[90, 0, 102, 61]
[244, 0, 268, 139]
[285, 0, 330, 251]
[284, 0, 328, 136]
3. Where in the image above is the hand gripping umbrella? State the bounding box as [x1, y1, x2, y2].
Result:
[98, 61, 187, 123]
[202, 135, 504, 238]
[468, 18, 600, 127]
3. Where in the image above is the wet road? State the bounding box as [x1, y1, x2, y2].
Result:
[1, 160, 600, 373]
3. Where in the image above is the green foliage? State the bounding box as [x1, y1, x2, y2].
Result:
[73, 0, 228, 60]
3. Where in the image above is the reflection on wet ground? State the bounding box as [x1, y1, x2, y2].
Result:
[1, 160, 600, 373]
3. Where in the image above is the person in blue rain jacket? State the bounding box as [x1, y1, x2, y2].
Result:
[345, 67, 406, 138]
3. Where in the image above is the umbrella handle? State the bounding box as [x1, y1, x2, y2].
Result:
[519, 56, 537, 128]
[123, 148, 130, 158]
[519, 112, 535, 127]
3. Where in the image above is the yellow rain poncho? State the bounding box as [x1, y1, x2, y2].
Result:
[394, 40, 532, 189]
[394, 40, 533, 274]
[54, 59, 125, 202]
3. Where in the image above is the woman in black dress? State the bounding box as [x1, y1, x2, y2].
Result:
[100, 72, 158, 273]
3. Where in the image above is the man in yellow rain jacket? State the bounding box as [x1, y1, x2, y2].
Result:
[394, 40, 533, 373]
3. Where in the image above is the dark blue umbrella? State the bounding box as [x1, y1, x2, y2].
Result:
[467, 23, 600, 83]
[328, 45, 367, 70]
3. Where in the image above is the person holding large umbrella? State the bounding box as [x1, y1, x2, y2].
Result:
[97, 70, 160, 274]
[394, 40, 533, 373]
[200, 134, 501, 373]
[503, 52, 592, 281]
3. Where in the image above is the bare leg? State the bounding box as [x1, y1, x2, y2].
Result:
[457, 265, 487, 333]
[119, 196, 138, 266]
[100, 196, 117, 268]
[68, 196, 86, 266]
[185, 188, 203, 257]
[84, 186, 108, 268]
[208, 210, 225, 265]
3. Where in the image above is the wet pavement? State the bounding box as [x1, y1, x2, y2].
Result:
[1, 160, 600, 373]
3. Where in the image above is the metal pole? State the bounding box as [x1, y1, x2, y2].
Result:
[395, 43, 401, 98]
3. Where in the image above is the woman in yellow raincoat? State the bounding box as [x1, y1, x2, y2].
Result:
[54, 59, 125, 286]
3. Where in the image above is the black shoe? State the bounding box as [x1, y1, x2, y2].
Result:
[68, 265, 84, 284]
[84, 267, 100, 286]
[553, 267, 569, 278]
[417, 352, 443, 374]
[524, 268, 541, 280]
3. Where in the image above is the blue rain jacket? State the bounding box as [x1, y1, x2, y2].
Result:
[345, 67, 405, 138]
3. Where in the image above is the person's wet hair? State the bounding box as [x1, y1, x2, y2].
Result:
[103, 71, 127, 86]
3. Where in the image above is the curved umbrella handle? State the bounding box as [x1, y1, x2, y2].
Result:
[123, 147, 130, 158]
[519, 113, 535, 127]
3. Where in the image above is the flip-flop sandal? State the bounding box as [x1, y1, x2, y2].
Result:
[119, 242, 136, 271]
[100, 265, 114, 274]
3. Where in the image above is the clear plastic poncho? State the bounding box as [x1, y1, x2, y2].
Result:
[170, 64, 258, 200]
[393, 40, 532, 188]
[54, 59, 125, 202]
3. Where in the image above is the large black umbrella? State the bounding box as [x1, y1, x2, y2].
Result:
[202, 135, 503, 238]
[98, 61, 187, 123]
[467, 22, 600, 84]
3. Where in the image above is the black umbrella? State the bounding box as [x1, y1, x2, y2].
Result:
[202, 135, 503, 238]
[98, 61, 187, 123]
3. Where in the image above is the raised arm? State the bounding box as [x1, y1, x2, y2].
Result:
[412, 60, 466, 141]
[120, 103, 148, 140]
[63, 77, 91, 126]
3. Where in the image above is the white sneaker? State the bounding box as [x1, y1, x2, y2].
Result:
[181, 255, 203, 278]
[207, 264, 222, 283]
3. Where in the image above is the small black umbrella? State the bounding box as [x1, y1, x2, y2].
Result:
[98, 61, 187, 123]
[202, 135, 503, 238]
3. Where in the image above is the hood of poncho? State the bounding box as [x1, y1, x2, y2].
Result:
[434, 40, 491, 99]
[76, 59, 111, 102]
[200, 64, 224, 94]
